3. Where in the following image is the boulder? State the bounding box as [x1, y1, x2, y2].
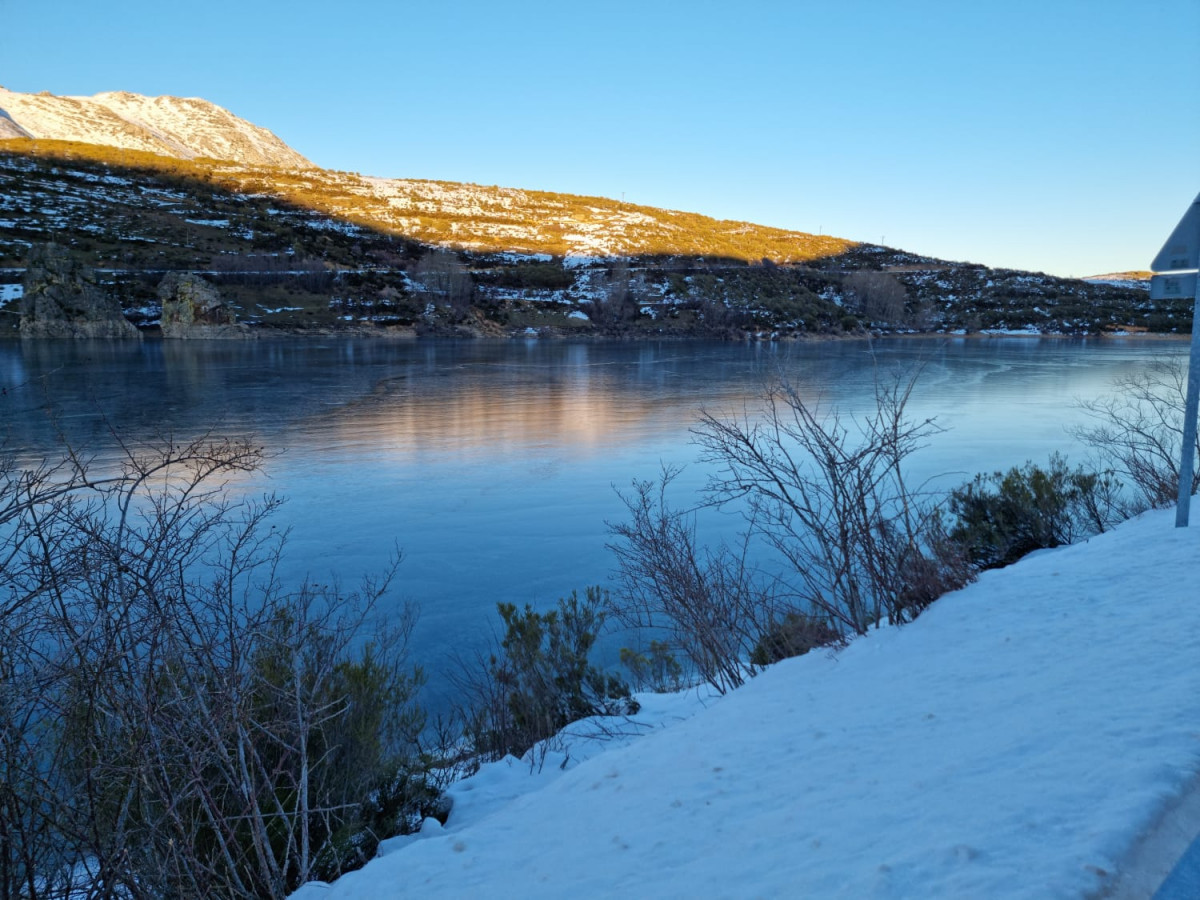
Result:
[157, 272, 248, 339]
[19, 244, 140, 339]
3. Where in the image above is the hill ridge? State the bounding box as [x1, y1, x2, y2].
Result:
[0, 110, 1175, 338]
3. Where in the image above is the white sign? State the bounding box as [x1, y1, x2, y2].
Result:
[1151, 192, 1200, 272]
[1150, 271, 1199, 300]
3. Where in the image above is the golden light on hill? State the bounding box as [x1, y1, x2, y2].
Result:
[0, 139, 853, 264]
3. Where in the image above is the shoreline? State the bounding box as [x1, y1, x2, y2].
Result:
[0, 323, 1190, 344]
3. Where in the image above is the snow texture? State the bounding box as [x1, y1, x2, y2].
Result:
[293, 507, 1200, 899]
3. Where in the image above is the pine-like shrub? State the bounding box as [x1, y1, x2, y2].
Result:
[619, 640, 686, 693]
[948, 453, 1123, 570]
[467, 587, 639, 761]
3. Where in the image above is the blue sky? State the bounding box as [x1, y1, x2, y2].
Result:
[3, 0, 1197, 277]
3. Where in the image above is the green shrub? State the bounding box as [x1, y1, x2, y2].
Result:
[948, 453, 1122, 570]
[619, 640, 685, 693]
[314, 762, 448, 882]
[468, 587, 639, 761]
[750, 611, 840, 667]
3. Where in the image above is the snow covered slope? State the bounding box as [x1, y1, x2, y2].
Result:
[293, 507, 1200, 899]
[0, 87, 311, 168]
[0, 108, 30, 140]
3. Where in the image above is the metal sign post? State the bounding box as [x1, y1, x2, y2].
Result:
[1150, 193, 1200, 527]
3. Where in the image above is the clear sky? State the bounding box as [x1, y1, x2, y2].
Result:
[2, 0, 1197, 277]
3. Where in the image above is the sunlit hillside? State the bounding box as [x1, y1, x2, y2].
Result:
[0, 138, 1174, 339]
[0, 139, 853, 263]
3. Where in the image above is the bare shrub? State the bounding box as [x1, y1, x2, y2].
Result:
[0, 437, 432, 898]
[410, 248, 474, 318]
[606, 468, 779, 694]
[842, 271, 907, 327]
[1072, 358, 1200, 511]
[607, 370, 973, 686]
[694, 370, 972, 637]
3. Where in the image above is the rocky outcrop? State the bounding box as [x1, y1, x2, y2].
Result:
[19, 244, 140, 339]
[157, 272, 249, 339]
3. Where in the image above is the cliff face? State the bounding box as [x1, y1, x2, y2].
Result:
[20, 244, 140, 339]
[0, 87, 312, 169]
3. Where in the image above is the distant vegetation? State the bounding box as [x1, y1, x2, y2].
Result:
[0, 140, 1181, 338]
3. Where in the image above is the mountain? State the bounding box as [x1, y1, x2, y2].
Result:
[0, 87, 311, 169]
[0, 89, 1178, 339]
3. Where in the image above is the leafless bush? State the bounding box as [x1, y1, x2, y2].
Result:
[607, 371, 971, 687]
[0, 436, 428, 898]
[607, 468, 779, 693]
[410, 248, 474, 318]
[842, 271, 907, 327]
[1072, 358, 1200, 511]
[694, 369, 971, 638]
[584, 259, 642, 326]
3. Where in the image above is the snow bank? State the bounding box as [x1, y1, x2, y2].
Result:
[294, 508, 1200, 898]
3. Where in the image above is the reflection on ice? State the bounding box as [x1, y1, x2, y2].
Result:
[0, 335, 1186, 696]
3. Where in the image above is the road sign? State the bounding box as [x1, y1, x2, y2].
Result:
[1151, 192, 1200, 527]
[1150, 271, 1199, 300]
[1151, 192, 1200, 272]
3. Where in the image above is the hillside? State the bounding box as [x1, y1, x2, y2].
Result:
[0, 90, 1179, 339]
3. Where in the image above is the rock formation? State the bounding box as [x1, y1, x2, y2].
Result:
[19, 244, 140, 339]
[157, 272, 248, 339]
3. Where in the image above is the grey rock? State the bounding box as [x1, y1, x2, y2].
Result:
[19, 244, 140, 339]
[157, 272, 249, 339]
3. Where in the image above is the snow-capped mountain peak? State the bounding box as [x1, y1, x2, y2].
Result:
[0, 87, 312, 169]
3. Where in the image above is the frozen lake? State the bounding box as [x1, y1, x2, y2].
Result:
[0, 335, 1186, 693]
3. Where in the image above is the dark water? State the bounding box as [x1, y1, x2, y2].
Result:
[0, 335, 1186, 685]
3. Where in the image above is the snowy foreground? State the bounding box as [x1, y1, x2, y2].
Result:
[294, 509, 1200, 899]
